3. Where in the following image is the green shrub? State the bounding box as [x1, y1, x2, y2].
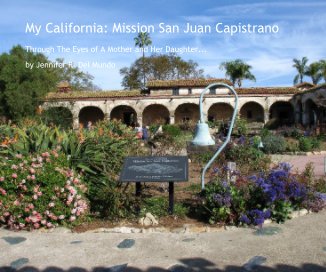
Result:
[262, 134, 287, 154]
[285, 139, 300, 152]
[41, 107, 73, 129]
[140, 197, 188, 218]
[201, 162, 321, 226]
[298, 137, 313, 152]
[162, 124, 182, 137]
[225, 144, 270, 173]
[235, 118, 248, 136]
[0, 151, 88, 230]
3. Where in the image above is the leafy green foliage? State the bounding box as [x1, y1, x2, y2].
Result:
[235, 118, 248, 136]
[262, 134, 287, 154]
[41, 107, 73, 129]
[162, 124, 182, 137]
[0, 151, 88, 230]
[140, 197, 188, 218]
[202, 162, 323, 226]
[120, 54, 204, 89]
[0, 46, 58, 120]
[293, 57, 309, 84]
[219, 59, 256, 87]
[0, 45, 96, 121]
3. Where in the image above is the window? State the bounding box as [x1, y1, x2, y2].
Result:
[172, 88, 179, 96]
[188, 88, 192, 95]
[209, 88, 216, 95]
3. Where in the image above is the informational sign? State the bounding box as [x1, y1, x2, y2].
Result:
[120, 156, 188, 182]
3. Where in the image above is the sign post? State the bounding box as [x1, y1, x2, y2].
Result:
[120, 156, 188, 214]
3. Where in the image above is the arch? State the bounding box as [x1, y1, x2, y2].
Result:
[142, 104, 170, 126]
[269, 101, 294, 125]
[79, 106, 104, 128]
[175, 103, 199, 124]
[208, 103, 234, 123]
[110, 105, 137, 126]
[42, 106, 73, 129]
[240, 102, 264, 122]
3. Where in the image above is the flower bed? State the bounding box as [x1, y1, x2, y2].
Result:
[0, 151, 88, 230]
[202, 163, 325, 226]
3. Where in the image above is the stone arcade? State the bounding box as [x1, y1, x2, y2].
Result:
[42, 79, 326, 131]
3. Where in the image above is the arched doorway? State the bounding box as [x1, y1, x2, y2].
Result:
[208, 103, 234, 123]
[42, 107, 73, 129]
[143, 104, 170, 126]
[269, 101, 294, 125]
[79, 106, 104, 128]
[110, 105, 137, 126]
[175, 103, 199, 124]
[240, 102, 264, 122]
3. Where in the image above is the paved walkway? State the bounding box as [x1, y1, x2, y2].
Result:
[271, 154, 326, 177]
[1, 209, 326, 271]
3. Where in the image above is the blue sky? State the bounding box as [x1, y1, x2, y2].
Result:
[1, 0, 325, 89]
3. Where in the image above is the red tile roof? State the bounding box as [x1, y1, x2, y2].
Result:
[147, 78, 233, 88]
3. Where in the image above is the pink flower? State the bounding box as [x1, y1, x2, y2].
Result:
[0, 177, 4, 182]
[33, 194, 38, 200]
[29, 168, 35, 174]
[31, 175, 35, 180]
[58, 215, 65, 220]
[11, 165, 18, 170]
[28, 204, 34, 209]
[48, 202, 55, 208]
[13, 200, 20, 206]
[12, 173, 18, 179]
[70, 216, 76, 222]
[34, 223, 40, 229]
[41, 220, 46, 225]
[37, 191, 42, 196]
[0, 188, 7, 196]
[42, 152, 50, 158]
[73, 178, 79, 184]
[46, 222, 53, 228]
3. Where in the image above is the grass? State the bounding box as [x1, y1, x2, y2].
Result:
[140, 196, 189, 218]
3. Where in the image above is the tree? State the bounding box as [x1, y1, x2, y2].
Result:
[305, 62, 322, 85]
[0, 45, 58, 120]
[319, 60, 326, 83]
[55, 58, 99, 91]
[292, 57, 308, 85]
[120, 54, 204, 89]
[219, 59, 256, 87]
[134, 32, 152, 88]
[0, 45, 96, 121]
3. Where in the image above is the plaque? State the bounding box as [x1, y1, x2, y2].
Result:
[120, 156, 188, 182]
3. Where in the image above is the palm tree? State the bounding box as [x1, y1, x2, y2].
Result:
[319, 60, 326, 82]
[134, 32, 152, 88]
[305, 62, 322, 85]
[292, 57, 308, 85]
[219, 59, 256, 87]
